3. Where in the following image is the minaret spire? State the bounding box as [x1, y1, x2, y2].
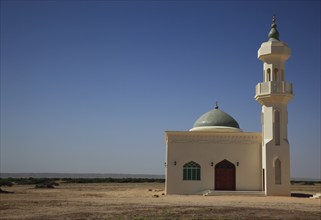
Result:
[268, 14, 280, 41]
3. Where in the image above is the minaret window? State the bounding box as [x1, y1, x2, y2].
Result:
[261, 112, 264, 134]
[267, 68, 271, 81]
[273, 68, 278, 81]
[274, 110, 280, 145]
[275, 159, 281, 184]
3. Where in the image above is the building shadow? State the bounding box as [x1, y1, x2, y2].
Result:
[291, 193, 313, 198]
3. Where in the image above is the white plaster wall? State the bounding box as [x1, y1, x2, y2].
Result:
[264, 141, 291, 196]
[262, 105, 291, 196]
[165, 131, 262, 195]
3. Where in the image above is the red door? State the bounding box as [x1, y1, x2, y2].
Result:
[215, 160, 236, 190]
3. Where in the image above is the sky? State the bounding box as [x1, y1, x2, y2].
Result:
[0, 0, 320, 179]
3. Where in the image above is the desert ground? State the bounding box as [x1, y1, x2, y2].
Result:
[0, 182, 320, 219]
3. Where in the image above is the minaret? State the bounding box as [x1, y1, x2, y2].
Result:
[255, 16, 293, 196]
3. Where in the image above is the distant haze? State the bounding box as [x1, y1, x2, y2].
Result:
[0, 173, 165, 179]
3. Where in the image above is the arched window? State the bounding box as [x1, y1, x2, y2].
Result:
[267, 68, 271, 81]
[275, 159, 281, 184]
[274, 110, 280, 145]
[183, 161, 201, 181]
[273, 68, 278, 81]
[261, 112, 264, 134]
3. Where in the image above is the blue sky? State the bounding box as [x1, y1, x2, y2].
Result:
[1, 0, 320, 179]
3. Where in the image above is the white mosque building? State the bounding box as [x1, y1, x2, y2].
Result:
[165, 17, 293, 196]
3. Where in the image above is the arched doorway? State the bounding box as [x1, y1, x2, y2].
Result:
[215, 159, 236, 190]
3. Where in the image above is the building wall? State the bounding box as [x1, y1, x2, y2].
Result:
[165, 131, 262, 194]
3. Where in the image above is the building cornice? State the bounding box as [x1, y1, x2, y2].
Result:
[165, 131, 261, 145]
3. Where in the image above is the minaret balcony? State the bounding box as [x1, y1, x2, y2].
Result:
[256, 81, 293, 95]
[255, 81, 293, 104]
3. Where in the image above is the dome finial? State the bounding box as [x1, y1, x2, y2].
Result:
[268, 14, 280, 41]
[272, 14, 276, 23]
[215, 101, 219, 109]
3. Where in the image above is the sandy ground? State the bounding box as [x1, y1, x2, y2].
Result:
[0, 182, 320, 219]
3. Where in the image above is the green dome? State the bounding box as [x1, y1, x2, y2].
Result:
[193, 107, 240, 129]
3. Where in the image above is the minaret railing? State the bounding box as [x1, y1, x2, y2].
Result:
[256, 81, 293, 95]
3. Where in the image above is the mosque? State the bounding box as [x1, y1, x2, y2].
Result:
[165, 17, 293, 196]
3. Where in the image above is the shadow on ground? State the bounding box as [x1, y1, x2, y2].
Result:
[291, 193, 313, 198]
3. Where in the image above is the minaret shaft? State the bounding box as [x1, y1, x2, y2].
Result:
[255, 17, 293, 196]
